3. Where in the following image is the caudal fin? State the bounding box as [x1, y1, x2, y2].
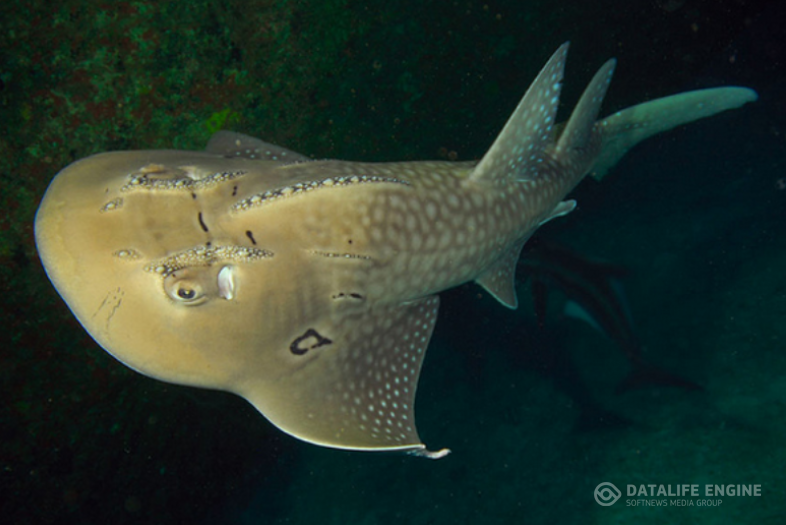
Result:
[591, 87, 758, 180]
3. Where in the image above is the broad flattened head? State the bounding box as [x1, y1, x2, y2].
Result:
[34, 148, 445, 456]
[34, 150, 284, 387]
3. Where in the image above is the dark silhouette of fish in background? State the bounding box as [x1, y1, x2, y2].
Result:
[518, 238, 702, 394]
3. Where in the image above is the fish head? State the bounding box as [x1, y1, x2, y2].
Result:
[34, 150, 331, 390]
[35, 150, 440, 454]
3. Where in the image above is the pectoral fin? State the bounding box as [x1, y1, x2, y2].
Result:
[239, 296, 449, 457]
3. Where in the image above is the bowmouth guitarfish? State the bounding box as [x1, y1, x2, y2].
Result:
[35, 44, 756, 458]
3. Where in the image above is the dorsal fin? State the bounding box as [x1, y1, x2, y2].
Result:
[556, 59, 616, 155]
[206, 130, 311, 162]
[471, 43, 569, 186]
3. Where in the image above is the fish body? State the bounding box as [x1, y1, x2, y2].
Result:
[520, 239, 701, 393]
[34, 44, 756, 458]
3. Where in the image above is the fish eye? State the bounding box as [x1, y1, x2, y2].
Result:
[177, 287, 196, 300]
[164, 272, 207, 305]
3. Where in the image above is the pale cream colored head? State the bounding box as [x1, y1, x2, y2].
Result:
[36, 151, 273, 387]
[34, 147, 441, 455]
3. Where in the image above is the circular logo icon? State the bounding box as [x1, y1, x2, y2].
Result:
[594, 482, 621, 506]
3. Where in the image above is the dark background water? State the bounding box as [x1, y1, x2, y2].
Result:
[1, 1, 784, 523]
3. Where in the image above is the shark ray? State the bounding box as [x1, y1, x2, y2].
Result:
[34, 43, 756, 458]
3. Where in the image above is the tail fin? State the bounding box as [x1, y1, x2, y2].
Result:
[591, 87, 758, 180]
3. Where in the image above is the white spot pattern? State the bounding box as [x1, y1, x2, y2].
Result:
[121, 170, 246, 192]
[471, 42, 568, 186]
[145, 245, 272, 275]
[324, 296, 440, 447]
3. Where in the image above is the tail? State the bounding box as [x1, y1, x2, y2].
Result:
[471, 43, 616, 308]
[590, 87, 758, 180]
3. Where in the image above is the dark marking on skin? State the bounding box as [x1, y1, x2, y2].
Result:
[290, 328, 332, 355]
[206, 241, 212, 248]
[246, 230, 257, 245]
[106, 298, 122, 325]
[198, 212, 209, 232]
[232, 185, 238, 196]
[92, 296, 110, 320]
[191, 192, 197, 200]
[92, 287, 124, 332]
[331, 292, 364, 301]
[348, 239, 353, 245]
